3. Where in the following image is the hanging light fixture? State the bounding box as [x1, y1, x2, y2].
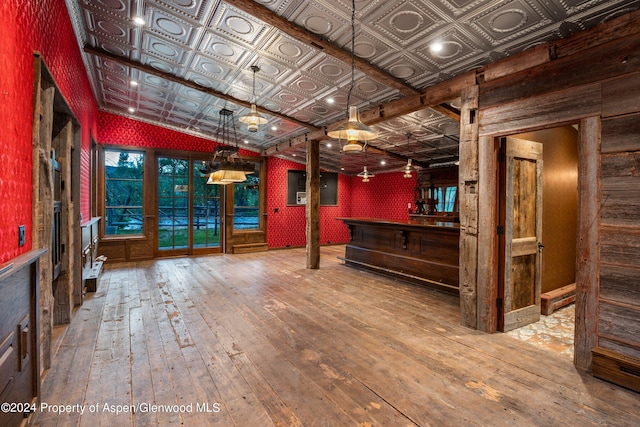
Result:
[326, 0, 377, 152]
[356, 148, 375, 182]
[357, 166, 375, 182]
[202, 108, 255, 185]
[402, 132, 416, 178]
[239, 65, 268, 133]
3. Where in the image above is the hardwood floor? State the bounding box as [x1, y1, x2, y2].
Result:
[34, 246, 639, 426]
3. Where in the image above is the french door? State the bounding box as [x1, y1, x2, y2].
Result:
[157, 157, 223, 255]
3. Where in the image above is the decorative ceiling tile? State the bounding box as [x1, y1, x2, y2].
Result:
[467, 0, 551, 45]
[260, 32, 319, 68]
[149, 0, 219, 24]
[147, 6, 201, 45]
[211, 3, 271, 45]
[197, 33, 252, 66]
[80, 0, 134, 21]
[372, 0, 446, 46]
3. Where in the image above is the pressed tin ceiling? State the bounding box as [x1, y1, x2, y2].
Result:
[66, 0, 639, 175]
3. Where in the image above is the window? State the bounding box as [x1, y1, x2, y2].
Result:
[233, 166, 260, 230]
[434, 185, 457, 213]
[104, 149, 144, 235]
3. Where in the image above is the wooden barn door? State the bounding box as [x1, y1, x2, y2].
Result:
[499, 136, 544, 332]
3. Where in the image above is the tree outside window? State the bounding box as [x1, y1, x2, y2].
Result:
[233, 170, 260, 230]
[104, 150, 144, 235]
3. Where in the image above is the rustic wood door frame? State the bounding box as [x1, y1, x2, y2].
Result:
[32, 54, 82, 370]
[475, 114, 600, 369]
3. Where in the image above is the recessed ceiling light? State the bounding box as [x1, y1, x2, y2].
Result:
[130, 80, 138, 86]
[244, 140, 249, 144]
[271, 126, 278, 131]
[327, 98, 335, 104]
[326, 143, 332, 148]
[133, 16, 146, 26]
[380, 160, 386, 165]
[128, 107, 135, 113]
[430, 41, 443, 53]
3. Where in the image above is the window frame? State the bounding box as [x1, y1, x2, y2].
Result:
[100, 147, 146, 239]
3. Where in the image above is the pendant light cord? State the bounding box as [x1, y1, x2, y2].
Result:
[346, 0, 355, 116]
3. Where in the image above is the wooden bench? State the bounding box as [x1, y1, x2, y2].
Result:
[592, 347, 640, 393]
[541, 283, 575, 315]
[232, 243, 269, 254]
[85, 260, 103, 293]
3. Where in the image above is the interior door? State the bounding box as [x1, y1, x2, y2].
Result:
[499, 136, 544, 332]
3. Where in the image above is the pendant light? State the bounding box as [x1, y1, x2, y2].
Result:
[202, 108, 255, 185]
[326, 0, 377, 152]
[356, 149, 375, 182]
[357, 166, 375, 182]
[239, 65, 268, 132]
[402, 133, 416, 178]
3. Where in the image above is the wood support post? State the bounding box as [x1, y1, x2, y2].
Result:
[575, 116, 601, 370]
[458, 85, 480, 329]
[306, 139, 320, 269]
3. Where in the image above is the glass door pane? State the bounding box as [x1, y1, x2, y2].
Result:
[193, 160, 221, 248]
[158, 157, 190, 251]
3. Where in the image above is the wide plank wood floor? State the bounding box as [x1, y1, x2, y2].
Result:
[34, 246, 639, 426]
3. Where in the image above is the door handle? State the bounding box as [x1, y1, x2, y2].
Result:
[538, 242, 544, 251]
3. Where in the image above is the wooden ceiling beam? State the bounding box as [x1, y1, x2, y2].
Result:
[261, 70, 477, 157]
[230, 0, 419, 97]
[83, 45, 321, 132]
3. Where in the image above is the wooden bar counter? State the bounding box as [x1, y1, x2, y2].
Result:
[337, 217, 460, 294]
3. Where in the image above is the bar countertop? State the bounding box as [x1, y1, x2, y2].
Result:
[337, 217, 460, 231]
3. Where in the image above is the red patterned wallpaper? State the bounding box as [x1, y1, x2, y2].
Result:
[350, 172, 417, 221]
[0, 0, 98, 263]
[98, 111, 258, 157]
[266, 157, 352, 248]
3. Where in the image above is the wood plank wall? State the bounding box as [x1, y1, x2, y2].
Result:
[599, 72, 640, 360]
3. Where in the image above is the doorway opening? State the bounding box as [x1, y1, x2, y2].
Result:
[497, 125, 579, 352]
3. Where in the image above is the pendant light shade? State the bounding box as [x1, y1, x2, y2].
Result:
[239, 65, 268, 133]
[327, 0, 377, 152]
[239, 103, 267, 133]
[357, 166, 375, 182]
[403, 159, 414, 178]
[327, 106, 377, 153]
[401, 133, 416, 178]
[207, 170, 247, 185]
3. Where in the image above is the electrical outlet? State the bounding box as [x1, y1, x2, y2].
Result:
[18, 225, 25, 247]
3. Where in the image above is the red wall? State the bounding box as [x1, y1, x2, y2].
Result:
[99, 111, 241, 154]
[265, 157, 352, 248]
[350, 172, 416, 220]
[0, 0, 98, 263]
